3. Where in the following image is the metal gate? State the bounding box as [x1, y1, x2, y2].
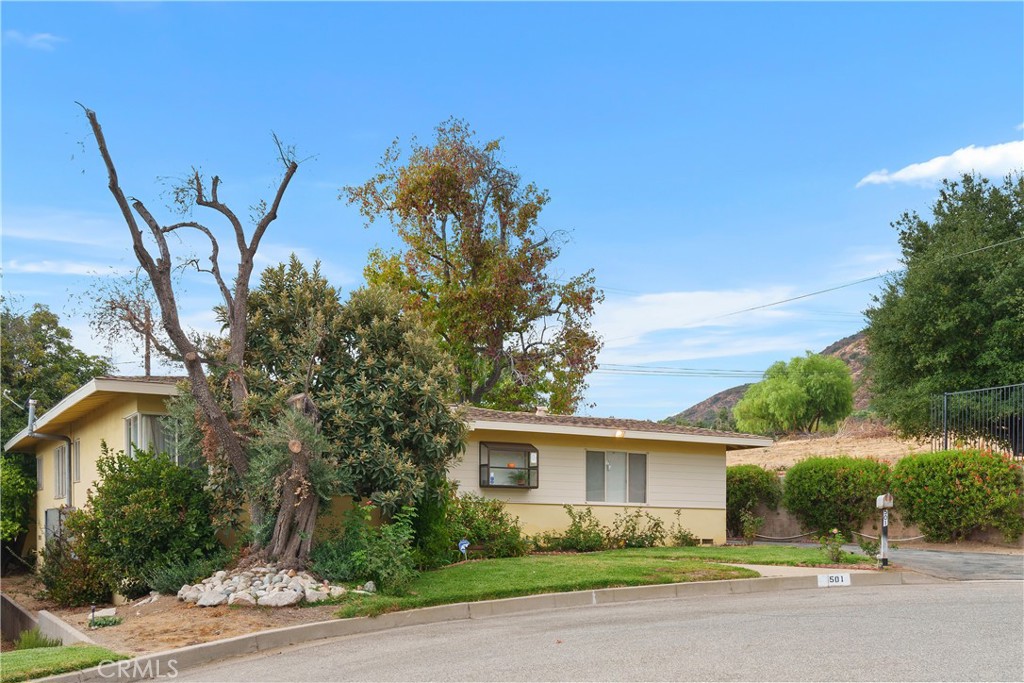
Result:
[930, 383, 1024, 459]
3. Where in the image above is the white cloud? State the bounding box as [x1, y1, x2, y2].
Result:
[3, 208, 126, 247]
[857, 140, 1024, 187]
[4, 30, 66, 51]
[3, 260, 132, 276]
[594, 287, 797, 351]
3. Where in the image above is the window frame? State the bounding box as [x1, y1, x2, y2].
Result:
[479, 442, 540, 489]
[72, 439, 81, 483]
[124, 413, 177, 460]
[53, 445, 67, 500]
[585, 450, 648, 504]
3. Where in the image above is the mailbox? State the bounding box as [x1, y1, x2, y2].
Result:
[876, 493, 894, 509]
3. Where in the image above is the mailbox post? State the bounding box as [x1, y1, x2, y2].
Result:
[876, 493, 894, 567]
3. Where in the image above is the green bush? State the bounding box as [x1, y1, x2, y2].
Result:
[15, 628, 62, 650]
[782, 456, 890, 536]
[726, 465, 782, 537]
[38, 510, 112, 607]
[310, 504, 418, 595]
[141, 548, 236, 595]
[561, 506, 607, 551]
[1, 454, 35, 545]
[87, 446, 220, 596]
[891, 449, 1024, 542]
[606, 509, 666, 548]
[667, 510, 699, 547]
[445, 492, 528, 559]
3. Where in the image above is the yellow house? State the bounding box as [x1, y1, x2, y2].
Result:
[4, 376, 771, 553]
[4, 376, 183, 553]
[456, 406, 771, 542]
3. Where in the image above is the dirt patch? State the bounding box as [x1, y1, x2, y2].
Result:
[0, 572, 346, 656]
[728, 431, 931, 470]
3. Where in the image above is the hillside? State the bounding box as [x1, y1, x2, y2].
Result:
[664, 330, 870, 426]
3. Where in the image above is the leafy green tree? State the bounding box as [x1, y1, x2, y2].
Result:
[1, 299, 113, 448]
[238, 258, 466, 564]
[866, 173, 1024, 436]
[734, 353, 853, 435]
[1, 455, 35, 543]
[344, 118, 603, 414]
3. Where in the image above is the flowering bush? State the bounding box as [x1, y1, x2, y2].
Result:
[891, 450, 1024, 542]
[818, 528, 847, 563]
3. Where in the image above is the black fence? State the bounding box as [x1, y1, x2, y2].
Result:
[930, 383, 1024, 459]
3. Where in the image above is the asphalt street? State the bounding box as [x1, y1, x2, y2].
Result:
[888, 547, 1024, 581]
[175, 581, 1024, 682]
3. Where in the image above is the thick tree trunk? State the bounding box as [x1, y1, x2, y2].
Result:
[264, 393, 322, 568]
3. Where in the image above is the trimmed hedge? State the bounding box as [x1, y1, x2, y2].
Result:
[726, 465, 782, 537]
[891, 449, 1024, 542]
[782, 456, 890, 536]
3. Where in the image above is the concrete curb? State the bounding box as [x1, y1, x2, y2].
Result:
[34, 570, 933, 683]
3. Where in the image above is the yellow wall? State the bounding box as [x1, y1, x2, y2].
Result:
[450, 429, 728, 543]
[32, 395, 167, 552]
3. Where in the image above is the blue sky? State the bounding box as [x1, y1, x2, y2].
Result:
[3, 2, 1022, 421]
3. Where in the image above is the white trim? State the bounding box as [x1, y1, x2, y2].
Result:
[3, 378, 180, 452]
[467, 419, 772, 449]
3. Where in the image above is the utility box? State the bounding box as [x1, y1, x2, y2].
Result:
[876, 493, 894, 509]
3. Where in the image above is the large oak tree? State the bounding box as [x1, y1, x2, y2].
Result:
[865, 173, 1024, 437]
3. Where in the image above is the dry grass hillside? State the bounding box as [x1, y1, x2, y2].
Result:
[727, 419, 931, 470]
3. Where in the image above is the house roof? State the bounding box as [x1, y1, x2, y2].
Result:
[462, 406, 773, 450]
[3, 376, 185, 453]
[3, 375, 773, 453]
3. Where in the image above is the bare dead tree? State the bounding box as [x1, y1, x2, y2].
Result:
[81, 105, 299, 520]
[84, 269, 174, 376]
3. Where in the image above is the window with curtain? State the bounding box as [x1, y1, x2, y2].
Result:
[585, 450, 646, 504]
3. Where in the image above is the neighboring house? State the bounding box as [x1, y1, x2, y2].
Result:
[455, 406, 771, 542]
[4, 377, 772, 553]
[4, 376, 183, 552]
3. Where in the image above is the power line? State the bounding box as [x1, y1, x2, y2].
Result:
[601, 234, 1024, 344]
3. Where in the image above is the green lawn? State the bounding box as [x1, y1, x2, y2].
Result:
[0, 645, 128, 683]
[333, 544, 867, 618]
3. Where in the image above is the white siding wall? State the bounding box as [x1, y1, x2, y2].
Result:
[449, 429, 726, 509]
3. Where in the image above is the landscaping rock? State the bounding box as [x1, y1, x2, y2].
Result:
[228, 591, 257, 606]
[329, 586, 347, 598]
[180, 587, 202, 603]
[257, 590, 303, 607]
[197, 591, 228, 607]
[305, 588, 327, 603]
[362, 581, 377, 593]
[93, 607, 117, 618]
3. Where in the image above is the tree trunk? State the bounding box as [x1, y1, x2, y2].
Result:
[264, 394, 322, 568]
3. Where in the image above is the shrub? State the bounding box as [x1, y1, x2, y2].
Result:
[739, 507, 764, 545]
[1, 454, 35, 545]
[891, 449, 1024, 542]
[15, 628, 62, 650]
[87, 446, 220, 596]
[726, 465, 782, 537]
[782, 456, 890, 536]
[38, 509, 112, 607]
[310, 504, 418, 595]
[141, 548, 236, 595]
[560, 506, 608, 552]
[606, 509, 665, 548]
[445, 492, 528, 559]
[667, 510, 700, 547]
[818, 529, 847, 563]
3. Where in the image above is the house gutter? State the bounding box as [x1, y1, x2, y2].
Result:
[27, 399, 73, 509]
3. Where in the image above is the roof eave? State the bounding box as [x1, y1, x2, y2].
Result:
[3, 378, 180, 453]
[467, 419, 773, 449]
